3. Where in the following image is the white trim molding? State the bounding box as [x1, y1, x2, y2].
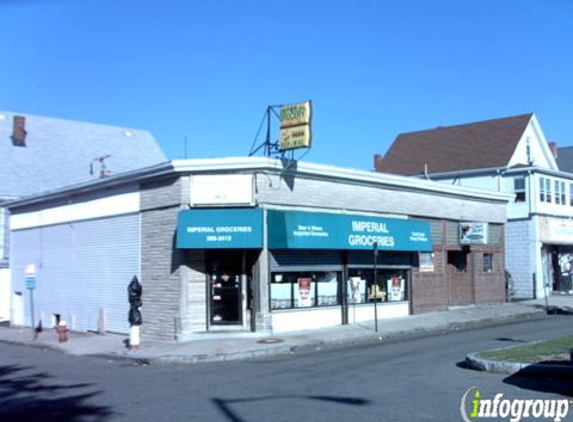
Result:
[10, 191, 140, 230]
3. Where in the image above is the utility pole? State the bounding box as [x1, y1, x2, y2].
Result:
[373, 242, 379, 332]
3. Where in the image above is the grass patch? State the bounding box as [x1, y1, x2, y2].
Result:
[478, 335, 573, 364]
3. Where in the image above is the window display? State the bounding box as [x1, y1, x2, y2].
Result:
[347, 269, 408, 304]
[271, 271, 341, 310]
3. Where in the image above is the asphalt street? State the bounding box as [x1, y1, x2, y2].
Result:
[1, 315, 572, 422]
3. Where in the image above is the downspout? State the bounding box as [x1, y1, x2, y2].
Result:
[528, 169, 539, 300]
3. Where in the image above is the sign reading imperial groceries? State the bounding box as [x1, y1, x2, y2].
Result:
[267, 210, 432, 251]
[279, 101, 312, 151]
[177, 209, 263, 249]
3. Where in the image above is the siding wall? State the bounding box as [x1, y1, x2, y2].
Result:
[10, 214, 140, 333]
[0, 207, 9, 268]
[255, 174, 507, 223]
[505, 220, 535, 299]
[0, 268, 9, 321]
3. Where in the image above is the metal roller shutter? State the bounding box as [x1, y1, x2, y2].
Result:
[347, 250, 414, 267]
[11, 214, 140, 334]
[270, 250, 343, 272]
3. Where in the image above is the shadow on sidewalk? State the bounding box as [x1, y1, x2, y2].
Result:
[527, 305, 573, 316]
[0, 364, 116, 422]
[503, 361, 573, 398]
[212, 395, 370, 422]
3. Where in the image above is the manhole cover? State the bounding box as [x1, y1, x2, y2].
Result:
[257, 338, 284, 344]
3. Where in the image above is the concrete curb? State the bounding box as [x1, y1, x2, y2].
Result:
[287, 309, 549, 356]
[0, 336, 67, 353]
[116, 342, 294, 364]
[124, 307, 550, 364]
[465, 352, 529, 375]
[0, 305, 552, 364]
[466, 343, 573, 378]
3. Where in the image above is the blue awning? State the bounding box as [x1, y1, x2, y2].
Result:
[177, 208, 263, 249]
[267, 210, 432, 252]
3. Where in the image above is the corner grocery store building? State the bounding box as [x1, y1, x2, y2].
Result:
[7, 158, 512, 340]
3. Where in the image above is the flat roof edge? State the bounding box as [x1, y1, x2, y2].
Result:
[172, 157, 514, 202]
[5, 157, 513, 209]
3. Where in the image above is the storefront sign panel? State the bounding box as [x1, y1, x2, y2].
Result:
[279, 101, 312, 151]
[267, 210, 432, 251]
[280, 124, 312, 151]
[280, 101, 312, 128]
[459, 222, 488, 245]
[190, 174, 254, 207]
[539, 216, 573, 244]
[177, 208, 263, 249]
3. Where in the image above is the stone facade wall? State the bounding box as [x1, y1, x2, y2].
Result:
[140, 177, 183, 340]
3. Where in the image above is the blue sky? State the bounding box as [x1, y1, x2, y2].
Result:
[1, 0, 572, 170]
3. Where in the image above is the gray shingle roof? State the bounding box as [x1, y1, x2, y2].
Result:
[1, 111, 166, 198]
[375, 114, 533, 175]
[557, 146, 573, 173]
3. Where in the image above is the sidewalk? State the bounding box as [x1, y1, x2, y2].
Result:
[0, 297, 571, 364]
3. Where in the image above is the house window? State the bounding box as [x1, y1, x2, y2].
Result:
[570, 184, 573, 206]
[540, 177, 552, 203]
[561, 182, 566, 205]
[482, 253, 494, 273]
[555, 180, 561, 204]
[513, 177, 526, 202]
[419, 252, 435, 272]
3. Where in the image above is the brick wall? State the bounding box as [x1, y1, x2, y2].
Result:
[474, 247, 506, 304]
[412, 222, 449, 313]
[412, 220, 506, 313]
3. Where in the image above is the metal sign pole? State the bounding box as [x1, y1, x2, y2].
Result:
[373, 242, 379, 333]
[30, 290, 35, 335]
[25, 265, 37, 336]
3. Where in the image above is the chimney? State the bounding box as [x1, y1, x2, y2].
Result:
[11, 115, 27, 147]
[548, 142, 558, 160]
[373, 153, 383, 171]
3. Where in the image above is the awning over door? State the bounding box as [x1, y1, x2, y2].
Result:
[177, 208, 263, 249]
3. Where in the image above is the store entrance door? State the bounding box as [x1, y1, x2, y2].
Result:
[447, 249, 474, 306]
[208, 250, 244, 325]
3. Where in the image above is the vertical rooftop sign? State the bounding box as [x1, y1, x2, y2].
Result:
[279, 101, 312, 151]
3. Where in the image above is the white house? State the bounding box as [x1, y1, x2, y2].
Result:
[375, 113, 573, 299]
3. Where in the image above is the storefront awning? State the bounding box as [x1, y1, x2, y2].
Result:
[267, 210, 432, 252]
[177, 208, 263, 249]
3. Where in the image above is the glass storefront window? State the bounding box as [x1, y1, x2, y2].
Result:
[347, 269, 409, 304]
[270, 271, 341, 310]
